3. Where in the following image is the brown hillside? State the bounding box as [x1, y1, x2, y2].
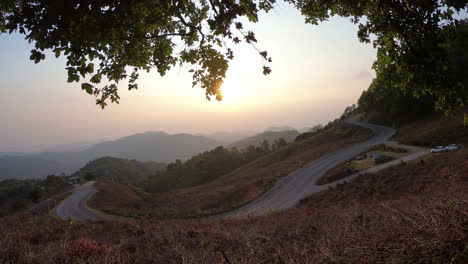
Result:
[91, 122, 373, 218]
[394, 111, 468, 146]
[0, 144, 466, 263]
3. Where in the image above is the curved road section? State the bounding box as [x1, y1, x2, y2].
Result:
[55, 181, 113, 221]
[218, 115, 396, 218]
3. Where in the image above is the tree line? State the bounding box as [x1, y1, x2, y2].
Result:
[0, 175, 71, 217]
[142, 139, 288, 193]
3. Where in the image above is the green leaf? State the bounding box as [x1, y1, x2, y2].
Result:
[87, 63, 94, 73]
[81, 83, 94, 95]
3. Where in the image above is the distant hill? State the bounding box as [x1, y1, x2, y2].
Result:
[0, 152, 26, 157]
[0, 132, 220, 180]
[201, 131, 256, 144]
[39, 140, 106, 152]
[0, 156, 69, 180]
[265, 126, 296, 132]
[229, 130, 300, 150]
[71, 157, 166, 185]
[78, 131, 220, 163]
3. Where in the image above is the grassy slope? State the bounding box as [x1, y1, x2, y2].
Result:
[228, 130, 300, 149]
[393, 111, 468, 147]
[89, 122, 374, 218]
[0, 143, 466, 264]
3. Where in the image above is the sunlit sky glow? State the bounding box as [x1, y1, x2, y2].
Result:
[0, 3, 381, 152]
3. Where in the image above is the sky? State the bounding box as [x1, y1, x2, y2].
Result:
[0, 3, 379, 152]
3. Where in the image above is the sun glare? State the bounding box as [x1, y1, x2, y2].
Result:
[220, 78, 243, 104]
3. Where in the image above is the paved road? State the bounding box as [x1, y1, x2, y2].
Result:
[217, 115, 397, 218]
[55, 181, 113, 221]
[54, 116, 428, 221]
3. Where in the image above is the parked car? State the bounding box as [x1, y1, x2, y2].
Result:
[444, 144, 460, 151]
[431, 146, 446, 153]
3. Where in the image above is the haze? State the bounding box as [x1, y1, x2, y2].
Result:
[0, 3, 377, 153]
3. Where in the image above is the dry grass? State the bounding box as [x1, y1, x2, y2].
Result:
[0, 149, 466, 264]
[90, 122, 373, 218]
[394, 111, 468, 147]
[87, 181, 142, 217]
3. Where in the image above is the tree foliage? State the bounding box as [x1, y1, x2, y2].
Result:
[143, 144, 270, 193]
[358, 81, 436, 126]
[1, 1, 467, 110]
[288, 0, 468, 112]
[358, 20, 468, 126]
[0, 0, 274, 107]
[0, 175, 70, 216]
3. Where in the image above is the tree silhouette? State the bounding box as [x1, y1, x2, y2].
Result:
[1, 1, 466, 110]
[0, 0, 273, 107]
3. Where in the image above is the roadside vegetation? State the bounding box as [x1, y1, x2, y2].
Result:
[0, 175, 72, 217]
[141, 143, 276, 193]
[88, 121, 373, 219]
[316, 143, 409, 185]
[0, 145, 466, 263]
[393, 111, 468, 147]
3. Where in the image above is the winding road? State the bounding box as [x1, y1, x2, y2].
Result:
[55, 181, 113, 221]
[55, 116, 428, 220]
[217, 115, 397, 218]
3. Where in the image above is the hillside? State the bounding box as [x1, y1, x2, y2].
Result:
[71, 157, 166, 185]
[0, 137, 465, 263]
[228, 130, 300, 150]
[393, 110, 468, 147]
[88, 121, 373, 218]
[0, 131, 220, 181]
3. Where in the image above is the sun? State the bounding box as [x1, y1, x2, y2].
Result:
[219, 78, 243, 104]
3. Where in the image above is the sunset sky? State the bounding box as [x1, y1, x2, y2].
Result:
[0, 3, 380, 152]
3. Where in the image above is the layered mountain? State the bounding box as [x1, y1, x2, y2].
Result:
[0, 132, 220, 180]
[200, 131, 256, 144]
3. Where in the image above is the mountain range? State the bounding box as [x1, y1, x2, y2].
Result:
[0, 128, 303, 181]
[0, 132, 220, 180]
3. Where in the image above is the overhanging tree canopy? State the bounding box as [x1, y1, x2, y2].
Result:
[0, 0, 467, 111]
[0, 0, 274, 107]
[289, 0, 468, 112]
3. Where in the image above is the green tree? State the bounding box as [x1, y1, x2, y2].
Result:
[0, 0, 273, 108]
[272, 137, 287, 150]
[1, 1, 467, 111]
[290, 0, 468, 112]
[84, 172, 95, 181]
[261, 139, 270, 152]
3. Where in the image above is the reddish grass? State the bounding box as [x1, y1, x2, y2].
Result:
[0, 150, 466, 263]
[87, 181, 142, 217]
[90, 122, 374, 218]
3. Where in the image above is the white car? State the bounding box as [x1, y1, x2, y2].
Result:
[431, 146, 446, 153]
[444, 144, 460, 151]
